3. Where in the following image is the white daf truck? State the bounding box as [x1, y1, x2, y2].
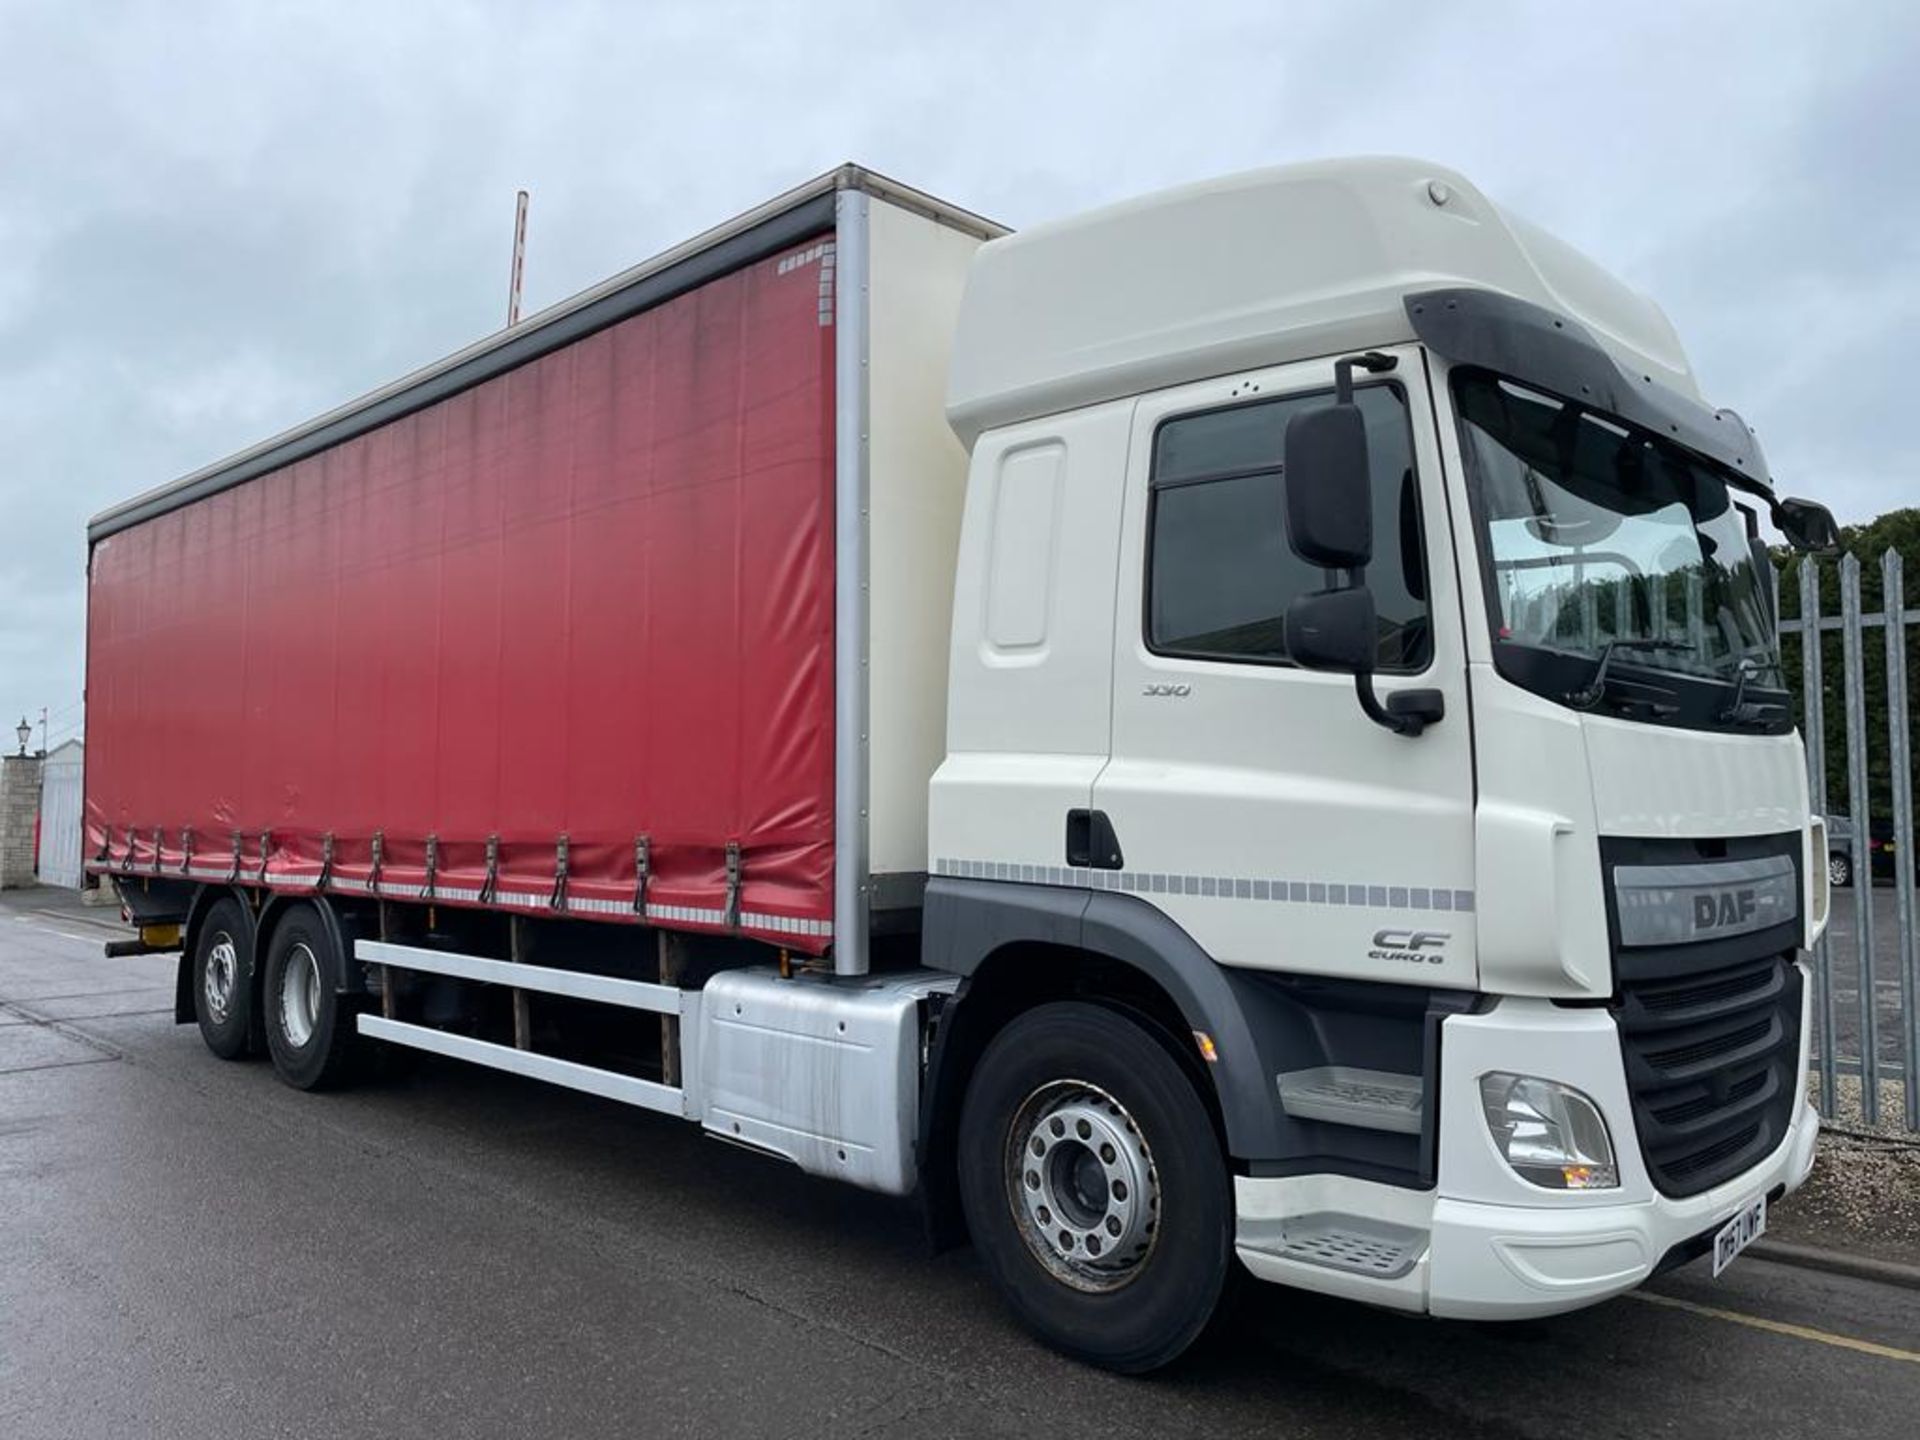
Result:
[99, 157, 1839, 1373]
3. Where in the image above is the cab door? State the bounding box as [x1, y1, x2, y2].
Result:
[1091, 346, 1477, 988]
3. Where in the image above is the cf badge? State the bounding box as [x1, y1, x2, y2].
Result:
[1369, 929, 1450, 965]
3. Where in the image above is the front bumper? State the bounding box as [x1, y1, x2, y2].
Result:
[1423, 1094, 1817, 1318]
[1235, 985, 1821, 1319]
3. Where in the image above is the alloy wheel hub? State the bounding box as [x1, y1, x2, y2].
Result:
[203, 933, 238, 1023]
[1007, 1080, 1159, 1291]
[280, 943, 321, 1049]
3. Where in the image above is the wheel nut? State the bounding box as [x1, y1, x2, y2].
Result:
[1025, 1170, 1039, 1190]
[1099, 1143, 1115, 1164]
[1106, 1216, 1121, 1236]
[1076, 1119, 1092, 1140]
[1112, 1179, 1128, 1201]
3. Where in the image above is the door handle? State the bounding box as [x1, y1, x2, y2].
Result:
[1066, 810, 1124, 871]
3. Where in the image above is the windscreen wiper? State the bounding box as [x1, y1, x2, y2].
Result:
[1714, 656, 1791, 727]
[1566, 638, 1690, 710]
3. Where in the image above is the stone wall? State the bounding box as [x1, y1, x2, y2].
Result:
[0, 754, 45, 888]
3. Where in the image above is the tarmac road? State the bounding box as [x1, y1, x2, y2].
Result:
[2, 890, 1916, 1440]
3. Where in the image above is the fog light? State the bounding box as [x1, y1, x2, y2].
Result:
[1479, 1072, 1619, 1190]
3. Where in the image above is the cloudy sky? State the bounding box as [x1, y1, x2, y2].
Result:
[3, 0, 1916, 743]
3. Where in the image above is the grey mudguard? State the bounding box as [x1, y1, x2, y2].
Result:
[257, 892, 373, 996]
[923, 875, 1425, 1168]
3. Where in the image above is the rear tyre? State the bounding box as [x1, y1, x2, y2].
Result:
[957, 1001, 1232, 1373]
[262, 902, 364, 1091]
[1829, 851, 1851, 889]
[190, 898, 253, 1060]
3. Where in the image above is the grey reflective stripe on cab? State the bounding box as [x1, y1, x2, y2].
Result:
[1612, 854, 1798, 947]
[935, 859, 1473, 913]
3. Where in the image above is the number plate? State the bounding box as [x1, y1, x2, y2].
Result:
[1711, 1193, 1767, 1277]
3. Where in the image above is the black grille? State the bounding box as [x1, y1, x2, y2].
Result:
[1652, 1072, 1766, 1126]
[1638, 966, 1773, 1013]
[1644, 1018, 1772, 1072]
[1613, 952, 1803, 1198]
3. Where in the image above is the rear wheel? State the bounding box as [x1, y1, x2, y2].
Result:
[262, 902, 365, 1091]
[1829, 851, 1852, 888]
[190, 898, 253, 1059]
[958, 1001, 1232, 1373]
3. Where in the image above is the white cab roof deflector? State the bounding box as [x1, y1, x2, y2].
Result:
[945, 156, 1698, 445]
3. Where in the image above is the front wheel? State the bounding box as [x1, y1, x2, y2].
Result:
[957, 1001, 1232, 1373]
[1829, 851, 1852, 889]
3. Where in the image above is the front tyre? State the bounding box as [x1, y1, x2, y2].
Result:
[262, 902, 364, 1091]
[957, 1002, 1232, 1373]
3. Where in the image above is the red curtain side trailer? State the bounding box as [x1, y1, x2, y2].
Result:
[86, 169, 999, 977]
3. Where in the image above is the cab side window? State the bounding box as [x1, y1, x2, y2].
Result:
[1147, 384, 1430, 671]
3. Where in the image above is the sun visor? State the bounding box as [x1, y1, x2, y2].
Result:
[1407, 288, 1772, 492]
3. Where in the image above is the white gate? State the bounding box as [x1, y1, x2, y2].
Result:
[37, 741, 83, 888]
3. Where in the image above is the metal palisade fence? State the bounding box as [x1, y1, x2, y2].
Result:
[1780, 548, 1919, 1132]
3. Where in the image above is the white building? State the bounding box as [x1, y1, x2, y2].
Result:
[36, 738, 84, 889]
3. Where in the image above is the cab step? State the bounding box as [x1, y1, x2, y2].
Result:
[1277, 1065, 1424, 1134]
[1244, 1213, 1427, 1280]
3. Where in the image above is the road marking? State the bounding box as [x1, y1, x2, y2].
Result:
[0, 1054, 117, 1076]
[10, 914, 125, 944]
[0, 985, 165, 1004]
[1630, 1290, 1920, 1364]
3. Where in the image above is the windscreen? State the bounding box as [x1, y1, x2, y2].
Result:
[1455, 371, 1779, 690]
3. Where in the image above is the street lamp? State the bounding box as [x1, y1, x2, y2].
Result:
[14, 717, 28, 756]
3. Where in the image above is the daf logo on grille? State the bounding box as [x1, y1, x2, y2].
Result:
[1613, 857, 1797, 949]
[1694, 889, 1758, 931]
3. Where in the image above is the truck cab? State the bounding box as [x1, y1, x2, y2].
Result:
[923, 158, 1835, 1356]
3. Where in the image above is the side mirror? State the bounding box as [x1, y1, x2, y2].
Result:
[1283, 403, 1373, 568]
[1775, 497, 1840, 553]
[1286, 586, 1445, 736]
[1286, 586, 1377, 673]
[1281, 352, 1443, 738]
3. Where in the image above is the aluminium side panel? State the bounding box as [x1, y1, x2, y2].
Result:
[85, 226, 842, 950]
[832, 190, 872, 974]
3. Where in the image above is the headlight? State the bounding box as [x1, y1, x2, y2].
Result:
[1478, 1072, 1619, 1190]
